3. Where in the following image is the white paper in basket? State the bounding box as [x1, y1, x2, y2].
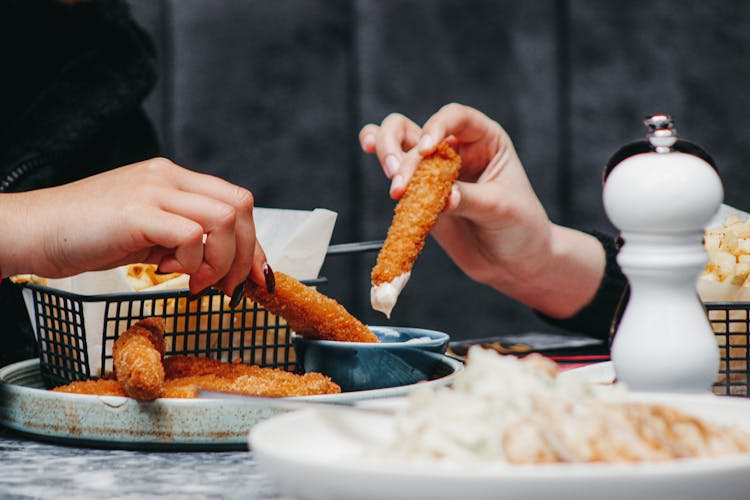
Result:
[22, 207, 337, 376]
[253, 207, 337, 281]
[696, 203, 750, 302]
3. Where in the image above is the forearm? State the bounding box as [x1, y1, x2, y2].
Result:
[0, 192, 39, 277]
[487, 224, 606, 319]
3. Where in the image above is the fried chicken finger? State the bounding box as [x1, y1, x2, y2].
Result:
[52, 379, 126, 397]
[162, 355, 341, 398]
[162, 372, 341, 398]
[371, 141, 461, 317]
[112, 317, 166, 401]
[245, 271, 377, 342]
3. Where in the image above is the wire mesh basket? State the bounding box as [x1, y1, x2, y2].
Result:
[706, 301, 750, 396]
[21, 278, 326, 389]
[17, 240, 384, 389]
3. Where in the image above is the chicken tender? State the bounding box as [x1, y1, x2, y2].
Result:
[52, 379, 126, 397]
[228, 371, 340, 397]
[162, 375, 224, 398]
[162, 371, 340, 398]
[112, 317, 166, 401]
[371, 141, 461, 317]
[164, 355, 230, 379]
[164, 355, 267, 380]
[133, 316, 167, 355]
[245, 271, 377, 343]
[54, 356, 341, 399]
[162, 355, 340, 397]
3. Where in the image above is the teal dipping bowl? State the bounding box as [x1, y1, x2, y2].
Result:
[293, 326, 452, 392]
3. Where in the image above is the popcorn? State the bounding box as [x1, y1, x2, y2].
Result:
[703, 213, 750, 287]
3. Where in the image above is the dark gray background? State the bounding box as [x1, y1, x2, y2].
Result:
[127, 0, 750, 341]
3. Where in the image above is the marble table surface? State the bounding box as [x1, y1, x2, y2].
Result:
[0, 426, 291, 499]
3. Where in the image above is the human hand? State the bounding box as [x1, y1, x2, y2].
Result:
[0, 158, 268, 296]
[360, 103, 605, 318]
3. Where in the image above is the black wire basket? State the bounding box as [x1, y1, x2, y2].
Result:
[18, 240, 384, 389]
[20, 279, 325, 389]
[705, 301, 750, 396]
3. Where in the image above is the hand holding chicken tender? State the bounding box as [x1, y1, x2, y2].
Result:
[0, 158, 269, 298]
[360, 104, 606, 320]
[370, 142, 461, 317]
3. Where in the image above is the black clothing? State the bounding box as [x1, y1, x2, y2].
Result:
[0, 0, 159, 366]
[537, 231, 629, 342]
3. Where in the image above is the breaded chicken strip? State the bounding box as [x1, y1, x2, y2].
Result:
[53, 356, 340, 399]
[52, 379, 126, 397]
[371, 141, 461, 317]
[112, 317, 166, 401]
[245, 271, 377, 343]
[164, 355, 231, 379]
[162, 355, 340, 398]
[132, 317, 167, 355]
[162, 372, 340, 398]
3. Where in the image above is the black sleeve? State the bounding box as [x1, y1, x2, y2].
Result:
[0, 0, 158, 192]
[536, 231, 629, 341]
[0, 0, 159, 368]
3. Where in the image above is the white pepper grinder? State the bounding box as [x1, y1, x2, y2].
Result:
[602, 114, 723, 392]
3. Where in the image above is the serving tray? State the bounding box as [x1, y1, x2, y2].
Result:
[0, 357, 462, 451]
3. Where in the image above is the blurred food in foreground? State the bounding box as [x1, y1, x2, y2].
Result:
[364, 348, 750, 464]
[52, 317, 340, 400]
[371, 142, 461, 318]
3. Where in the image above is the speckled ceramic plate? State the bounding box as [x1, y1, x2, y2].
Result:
[0, 357, 462, 451]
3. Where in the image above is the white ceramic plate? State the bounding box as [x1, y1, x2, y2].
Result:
[559, 361, 615, 385]
[0, 356, 462, 450]
[250, 392, 750, 500]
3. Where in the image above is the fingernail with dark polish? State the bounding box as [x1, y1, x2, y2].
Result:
[229, 282, 246, 309]
[154, 267, 171, 275]
[188, 286, 212, 300]
[264, 263, 276, 293]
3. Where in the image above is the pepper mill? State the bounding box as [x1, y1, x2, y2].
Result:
[602, 114, 723, 392]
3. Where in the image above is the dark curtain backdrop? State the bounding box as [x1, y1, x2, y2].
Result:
[128, 0, 750, 341]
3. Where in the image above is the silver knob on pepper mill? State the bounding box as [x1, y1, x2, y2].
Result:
[603, 114, 723, 393]
[644, 114, 677, 152]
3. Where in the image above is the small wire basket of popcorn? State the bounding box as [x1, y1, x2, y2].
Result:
[705, 302, 750, 396]
[16, 264, 328, 388]
[700, 207, 750, 396]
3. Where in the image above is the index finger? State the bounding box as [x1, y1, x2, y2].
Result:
[371, 113, 421, 179]
[388, 147, 422, 199]
[418, 103, 497, 153]
[139, 161, 266, 293]
[359, 124, 380, 153]
[164, 164, 264, 293]
[390, 104, 485, 196]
